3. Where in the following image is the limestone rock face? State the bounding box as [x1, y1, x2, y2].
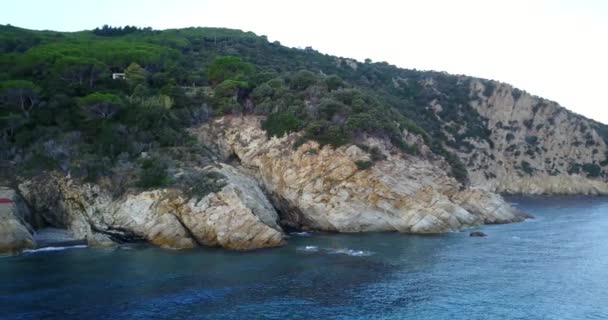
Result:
[452, 188, 531, 224]
[0, 187, 36, 254]
[18, 164, 284, 250]
[449, 79, 608, 195]
[162, 164, 284, 249]
[195, 116, 527, 233]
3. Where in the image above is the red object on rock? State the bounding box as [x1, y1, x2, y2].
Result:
[0, 198, 13, 203]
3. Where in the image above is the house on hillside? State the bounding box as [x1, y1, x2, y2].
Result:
[112, 73, 126, 80]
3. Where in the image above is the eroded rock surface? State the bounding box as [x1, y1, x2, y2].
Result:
[0, 187, 36, 254]
[452, 79, 608, 195]
[195, 116, 528, 234]
[18, 164, 284, 250]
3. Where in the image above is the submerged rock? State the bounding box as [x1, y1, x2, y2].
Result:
[195, 116, 529, 234]
[470, 231, 487, 237]
[18, 163, 284, 251]
[86, 233, 116, 248]
[0, 187, 36, 254]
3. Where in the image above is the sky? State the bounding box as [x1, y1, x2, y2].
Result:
[2, 0, 608, 123]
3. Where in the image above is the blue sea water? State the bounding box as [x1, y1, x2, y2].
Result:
[1, 196, 608, 320]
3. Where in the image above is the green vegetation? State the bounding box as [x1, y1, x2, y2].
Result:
[583, 163, 602, 177]
[137, 156, 170, 189]
[525, 135, 539, 146]
[520, 161, 535, 176]
[207, 55, 253, 84]
[180, 169, 227, 201]
[4, 23, 603, 190]
[355, 160, 373, 170]
[569, 163, 602, 178]
[262, 111, 301, 138]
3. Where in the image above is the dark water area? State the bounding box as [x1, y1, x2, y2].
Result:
[2, 196, 608, 320]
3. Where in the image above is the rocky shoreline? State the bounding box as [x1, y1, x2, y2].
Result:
[5, 112, 608, 256]
[1, 116, 538, 256]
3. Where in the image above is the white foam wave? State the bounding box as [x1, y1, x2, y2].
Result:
[296, 245, 319, 252]
[23, 245, 88, 253]
[290, 232, 311, 236]
[326, 248, 374, 257]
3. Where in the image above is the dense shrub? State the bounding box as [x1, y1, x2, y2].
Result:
[179, 169, 227, 201]
[262, 111, 301, 138]
[324, 75, 344, 91]
[289, 70, 317, 90]
[207, 55, 253, 84]
[137, 156, 170, 189]
[582, 163, 602, 178]
[525, 135, 539, 146]
[483, 82, 496, 97]
[369, 146, 387, 162]
[355, 160, 373, 170]
[520, 161, 535, 176]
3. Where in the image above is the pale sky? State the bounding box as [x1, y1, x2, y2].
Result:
[2, 0, 608, 123]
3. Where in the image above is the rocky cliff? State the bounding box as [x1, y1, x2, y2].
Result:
[194, 116, 528, 233]
[471, 80, 608, 194]
[2, 25, 605, 257]
[11, 164, 284, 253]
[0, 187, 36, 254]
[1, 115, 532, 255]
[423, 77, 608, 195]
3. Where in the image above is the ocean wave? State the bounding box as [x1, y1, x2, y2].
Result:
[296, 246, 374, 256]
[290, 231, 311, 236]
[326, 248, 374, 257]
[23, 245, 88, 253]
[296, 245, 319, 252]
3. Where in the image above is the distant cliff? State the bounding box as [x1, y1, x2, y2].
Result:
[463, 79, 607, 194]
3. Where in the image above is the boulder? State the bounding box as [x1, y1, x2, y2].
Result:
[0, 187, 36, 254]
[86, 233, 116, 248]
[470, 231, 487, 237]
[167, 164, 284, 249]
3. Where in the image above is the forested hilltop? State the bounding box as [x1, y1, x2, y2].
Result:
[2, 24, 608, 195]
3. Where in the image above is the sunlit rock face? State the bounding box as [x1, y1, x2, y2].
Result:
[445, 79, 608, 195]
[195, 116, 527, 234]
[18, 163, 284, 251]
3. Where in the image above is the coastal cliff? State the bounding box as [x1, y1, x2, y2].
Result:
[0, 164, 284, 254]
[2, 25, 606, 255]
[453, 79, 608, 195]
[1, 115, 531, 254]
[195, 116, 527, 233]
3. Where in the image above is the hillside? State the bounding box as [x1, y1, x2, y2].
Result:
[2, 24, 607, 195]
[4, 24, 608, 253]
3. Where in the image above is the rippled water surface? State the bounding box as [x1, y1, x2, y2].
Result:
[2, 196, 608, 320]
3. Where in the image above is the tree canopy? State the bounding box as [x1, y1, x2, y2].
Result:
[3, 24, 604, 189]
